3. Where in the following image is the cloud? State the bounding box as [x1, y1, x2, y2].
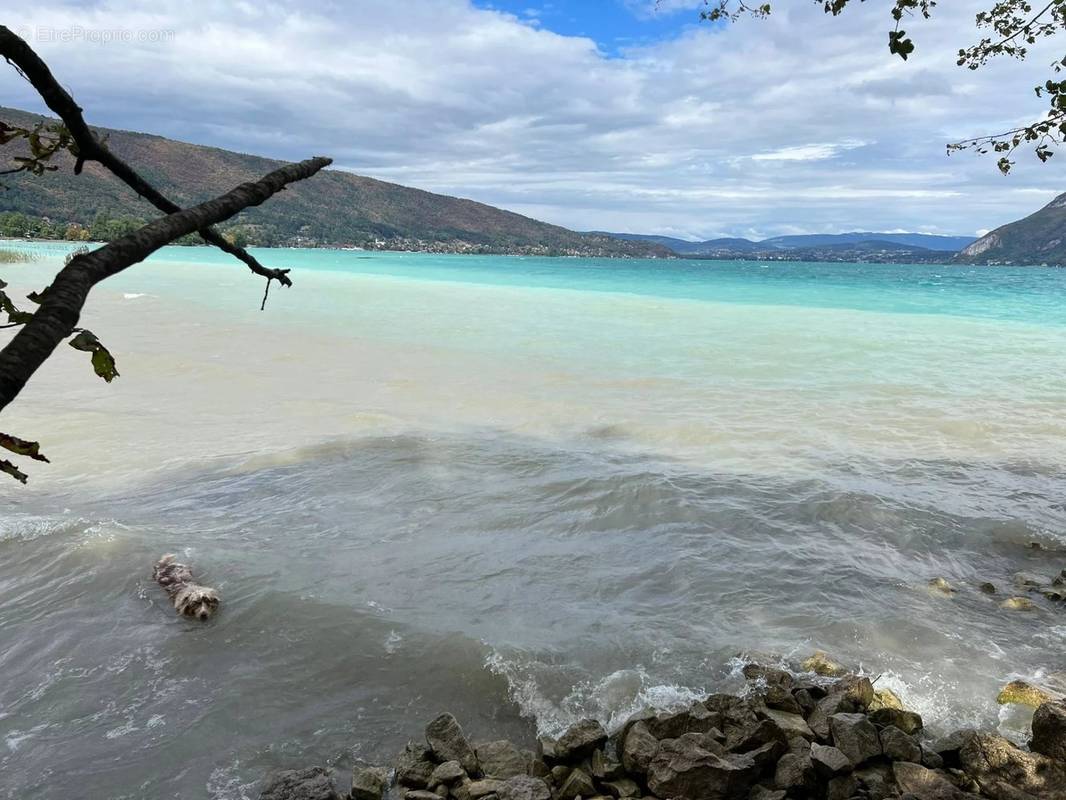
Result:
[2, 0, 1063, 238]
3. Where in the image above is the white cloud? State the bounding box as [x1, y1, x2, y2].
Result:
[2, 0, 1063, 239]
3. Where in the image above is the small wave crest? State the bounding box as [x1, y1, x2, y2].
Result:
[485, 651, 705, 736]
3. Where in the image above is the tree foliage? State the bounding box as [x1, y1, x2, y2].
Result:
[0, 24, 330, 483]
[697, 0, 1066, 173]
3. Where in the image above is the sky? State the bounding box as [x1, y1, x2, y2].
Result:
[2, 0, 1064, 240]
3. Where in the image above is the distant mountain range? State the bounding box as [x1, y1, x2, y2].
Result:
[0, 107, 668, 258]
[594, 231, 977, 260]
[957, 192, 1066, 266]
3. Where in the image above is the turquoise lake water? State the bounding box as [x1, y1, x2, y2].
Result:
[1, 242, 1065, 799]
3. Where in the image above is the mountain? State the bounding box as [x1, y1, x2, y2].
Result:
[596, 231, 975, 258]
[956, 192, 1066, 266]
[0, 107, 669, 258]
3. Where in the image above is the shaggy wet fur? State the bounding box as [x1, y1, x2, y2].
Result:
[153, 554, 220, 621]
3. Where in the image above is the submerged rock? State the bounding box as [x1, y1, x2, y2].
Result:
[1001, 596, 1036, 611]
[1031, 699, 1066, 761]
[928, 577, 956, 596]
[259, 767, 340, 800]
[426, 713, 479, 775]
[801, 651, 847, 678]
[997, 680, 1055, 708]
[979, 582, 997, 595]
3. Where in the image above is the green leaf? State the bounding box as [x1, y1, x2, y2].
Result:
[91, 346, 120, 383]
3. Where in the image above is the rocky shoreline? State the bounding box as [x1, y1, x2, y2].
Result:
[258, 650, 1066, 800]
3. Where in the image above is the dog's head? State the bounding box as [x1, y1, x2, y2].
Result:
[173, 584, 220, 621]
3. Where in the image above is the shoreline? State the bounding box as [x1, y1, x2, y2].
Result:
[260, 651, 1066, 800]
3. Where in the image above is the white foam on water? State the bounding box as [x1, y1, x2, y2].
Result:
[485, 651, 706, 737]
[207, 758, 257, 800]
[385, 630, 403, 655]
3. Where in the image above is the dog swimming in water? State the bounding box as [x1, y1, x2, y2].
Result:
[153, 554, 220, 621]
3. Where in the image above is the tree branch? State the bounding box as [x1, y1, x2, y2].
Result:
[0, 25, 297, 289]
[0, 156, 331, 414]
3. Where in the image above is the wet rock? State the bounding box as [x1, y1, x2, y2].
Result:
[929, 577, 956, 596]
[260, 767, 340, 800]
[958, 731, 1066, 800]
[879, 725, 922, 763]
[757, 708, 814, 740]
[351, 767, 389, 800]
[869, 706, 924, 736]
[892, 762, 974, 800]
[497, 776, 550, 800]
[773, 752, 814, 792]
[621, 722, 659, 776]
[801, 651, 847, 678]
[398, 742, 439, 789]
[469, 780, 506, 800]
[868, 687, 904, 712]
[646, 734, 759, 800]
[537, 737, 559, 764]
[645, 703, 723, 740]
[549, 766, 570, 785]
[1031, 699, 1066, 761]
[601, 778, 640, 798]
[997, 680, 1054, 708]
[553, 768, 594, 800]
[807, 676, 875, 739]
[742, 665, 802, 714]
[810, 744, 852, 778]
[430, 763, 467, 787]
[1001, 596, 1035, 611]
[703, 694, 761, 738]
[426, 714, 479, 775]
[1041, 586, 1066, 602]
[530, 760, 550, 781]
[927, 729, 977, 769]
[829, 713, 881, 766]
[589, 749, 623, 781]
[792, 688, 817, 714]
[555, 719, 607, 762]
[1014, 572, 1053, 588]
[979, 582, 997, 595]
[477, 741, 529, 780]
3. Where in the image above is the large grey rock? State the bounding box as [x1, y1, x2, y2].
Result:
[621, 721, 659, 776]
[757, 708, 814, 741]
[468, 780, 506, 799]
[773, 752, 814, 791]
[958, 732, 1066, 800]
[646, 734, 760, 800]
[854, 764, 896, 800]
[553, 767, 594, 800]
[704, 694, 761, 744]
[555, 719, 607, 762]
[869, 706, 924, 736]
[259, 767, 340, 800]
[742, 664, 802, 714]
[429, 762, 467, 787]
[496, 776, 550, 800]
[728, 719, 787, 760]
[645, 703, 723, 740]
[879, 725, 921, 763]
[891, 761, 976, 800]
[826, 774, 859, 800]
[406, 792, 445, 800]
[1031, 700, 1066, 762]
[426, 714, 479, 775]
[829, 713, 881, 766]
[810, 744, 852, 778]
[398, 741, 438, 789]
[351, 767, 388, 800]
[749, 787, 786, 800]
[476, 741, 530, 780]
[589, 748, 622, 781]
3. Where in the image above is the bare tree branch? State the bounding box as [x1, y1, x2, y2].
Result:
[0, 156, 331, 414]
[0, 25, 296, 290]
